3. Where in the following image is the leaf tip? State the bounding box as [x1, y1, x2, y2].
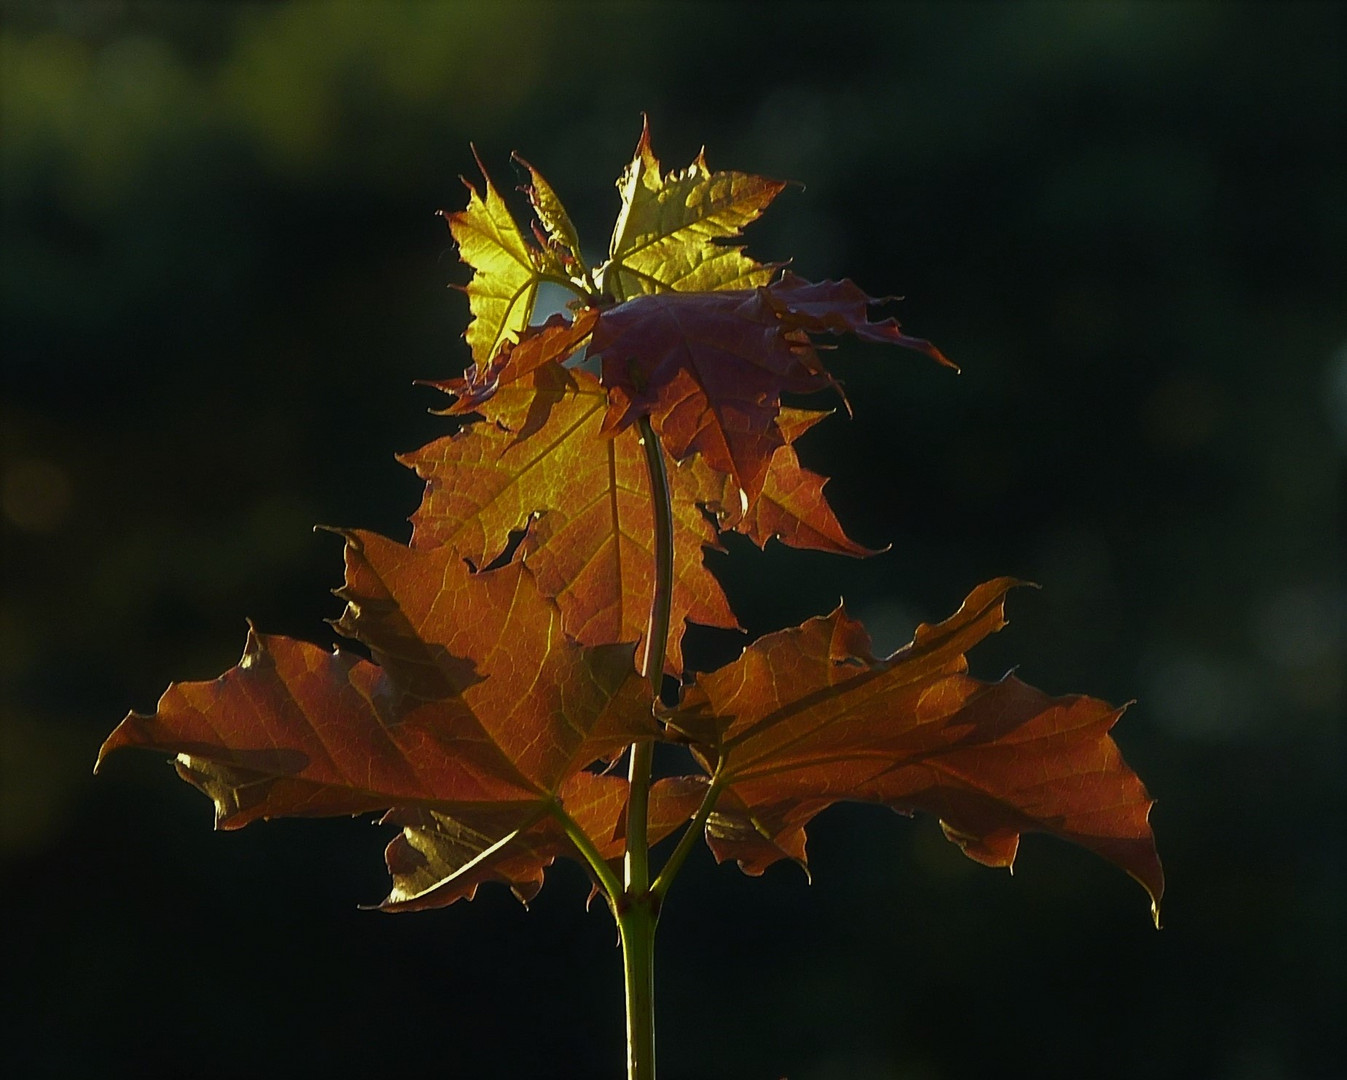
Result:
[468, 141, 488, 177]
[92, 724, 123, 774]
[635, 113, 657, 166]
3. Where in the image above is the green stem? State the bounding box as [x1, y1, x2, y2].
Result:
[650, 774, 725, 902]
[625, 741, 654, 895]
[618, 901, 657, 1080]
[626, 416, 673, 895]
[619, 415, 675, 1080]
[636, 416, 674, 698]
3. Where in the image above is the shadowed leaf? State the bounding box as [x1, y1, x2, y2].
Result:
[590, 273, 947, 503]
[382, 773, 707, 912]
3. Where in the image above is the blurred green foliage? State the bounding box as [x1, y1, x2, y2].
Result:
[1, 2, 1342, 1078]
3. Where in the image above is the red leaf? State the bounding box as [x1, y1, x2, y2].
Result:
[764, 272, 957, 370]
[589, 273, 949, 505]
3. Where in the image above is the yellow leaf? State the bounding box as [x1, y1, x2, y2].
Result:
[604, 118, 786, 300]
[514, 152, 587, 276]
[444, 149, 543, 366]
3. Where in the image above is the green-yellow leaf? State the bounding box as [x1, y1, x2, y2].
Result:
[444, 150, 545, 366]
[514, 152, 587, 277]
[604, 118, 785, 300]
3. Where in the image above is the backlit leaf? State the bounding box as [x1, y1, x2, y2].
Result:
[670, 579, 1164, 923]
[97, 530, 652, 904]
[692, 436, 880, 558]
[764, 272, 957, 370]
[445, 151, 555, 366]
[100, 127, 1162, 957]
[382, 773, 706, 912]
[406, 357, 738, 673]
[379, 772, 624, 910]
[423, 308, 599, 427]
[514, 152, 587, 276]
[589, 287, 833, 502]
[604, 118, 786, 300]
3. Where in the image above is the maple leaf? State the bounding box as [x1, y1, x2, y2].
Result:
[589, 273, 949, 504]
[423, 309, 601, 428]
[378, 773, 624, 911]
[669, 579, 1165, 924]
[443, 151, 584, 366]
[603, 117, 786, 300]
[690, 409, 879, 558]
[406, 358, 738, 673]
[513, 152, 588, 278]
[97, 529, 653, 906]
[762, 272, 955, 369]
[411, 321, 876, 669]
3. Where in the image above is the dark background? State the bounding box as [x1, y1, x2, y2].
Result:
[2, 2, 1342, 1077]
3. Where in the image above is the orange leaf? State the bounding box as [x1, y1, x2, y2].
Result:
[98, 531, 652, 906]
[379, 772, 626, 911]
[692, 438, 881, 558]
[382, 773, 707, 912]
[423, 308, 599, 425]
[405, 361, 739, 673]
[671, 580, 1164, 923]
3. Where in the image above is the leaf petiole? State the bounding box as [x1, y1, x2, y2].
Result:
[650, 773, 726, 902]
[536, 270, 600, 304]
[547, 797, 623, 908]
[625, 415, 675, 900]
